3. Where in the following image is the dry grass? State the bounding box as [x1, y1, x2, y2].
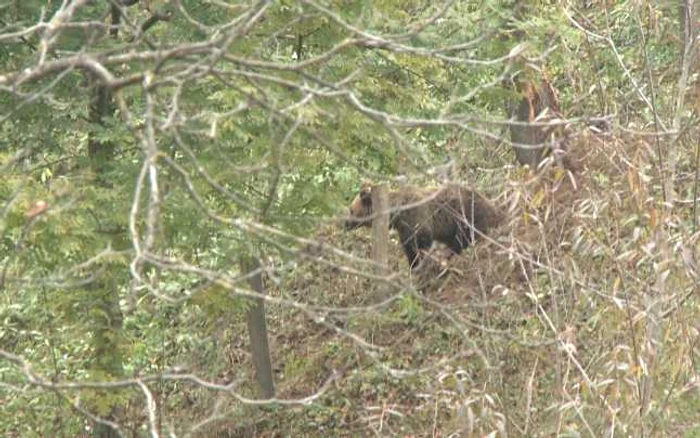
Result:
[202, 130, 700, 437]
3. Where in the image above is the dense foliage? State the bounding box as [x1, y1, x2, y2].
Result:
[1, 1, 698, 436]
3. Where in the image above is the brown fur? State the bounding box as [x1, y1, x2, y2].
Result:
[345, 183, 503, 270]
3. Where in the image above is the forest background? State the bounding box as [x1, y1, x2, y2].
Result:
[1, 1, 700, 437]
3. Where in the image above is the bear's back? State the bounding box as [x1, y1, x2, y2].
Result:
[431, 185, 502, 239]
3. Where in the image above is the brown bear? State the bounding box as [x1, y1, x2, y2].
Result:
[344, 182, 503, 270]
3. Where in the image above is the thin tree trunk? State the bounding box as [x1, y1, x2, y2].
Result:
[667, 0, 699, 204]
[370, 184, 390, 300]
[88, 5, 129, 436]
[371, 184, 390, 275]
[88, 76, 124, 438]
[241, 256, 275, 398]
[508, 78, 561, 169]
[500, 3, 563, 169]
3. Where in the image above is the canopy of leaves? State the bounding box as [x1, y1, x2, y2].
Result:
[1, 0, 698, 436]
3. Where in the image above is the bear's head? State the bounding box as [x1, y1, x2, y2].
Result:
[344, 182, 373, 230]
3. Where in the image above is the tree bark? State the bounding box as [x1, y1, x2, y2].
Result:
[680, 0, 698, 60]
[89, 5, 132, 435]
[508, 78, 561, 168]
[500, 2, 563, 169]
[241, 256, 275, 399]
[371, 184, 390, 276]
